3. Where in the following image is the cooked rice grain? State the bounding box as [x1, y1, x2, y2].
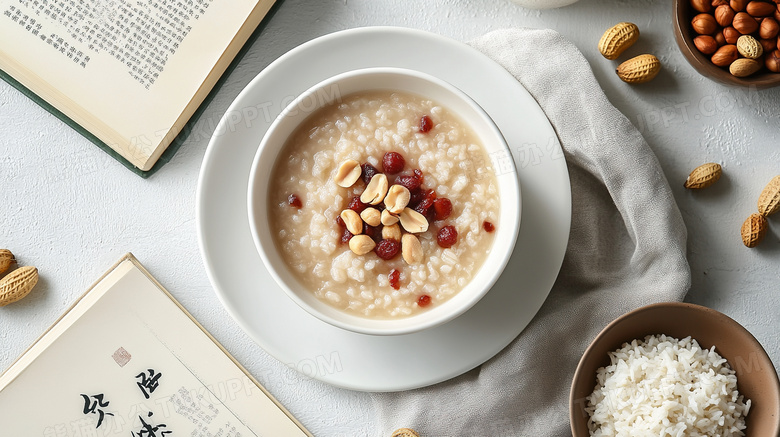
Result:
[586, 334, 751, 437]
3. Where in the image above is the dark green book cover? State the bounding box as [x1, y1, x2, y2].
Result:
[0, 0, 282, 179]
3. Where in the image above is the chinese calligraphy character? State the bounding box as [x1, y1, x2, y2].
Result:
[131, 412, 172, 437]
[80, 393, 114, 428]
[136, 369, 162, 399]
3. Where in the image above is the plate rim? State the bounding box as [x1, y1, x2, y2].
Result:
[196, 25, 572, 392]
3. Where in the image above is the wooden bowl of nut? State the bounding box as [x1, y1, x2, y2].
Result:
[674, 0, 780, 88]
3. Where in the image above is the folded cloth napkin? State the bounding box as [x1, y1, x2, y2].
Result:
[370, 28, 691, 436]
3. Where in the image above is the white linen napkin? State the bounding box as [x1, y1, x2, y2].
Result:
[370, 28, 691, 436]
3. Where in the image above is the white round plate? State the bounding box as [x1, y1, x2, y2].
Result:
[196, 27, 571, 392]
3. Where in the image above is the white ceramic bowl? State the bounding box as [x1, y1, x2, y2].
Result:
[247, 67, 521, 336]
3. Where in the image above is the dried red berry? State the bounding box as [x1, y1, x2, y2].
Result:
[433, 198, 452, 221]
[417, 294, 432, 307]
[413, 169, 424, 183]
[340, 228, 353, 244]
[375, 239, 401, 260]
[364, 223, 380, 242]
[336, 215, 345, 228]
[361, 163, 379, 184]
[395, 173, 422, 193]
[288, 194, 302, 208]
[413, 190, 437, 215]
[437, 225, 458, 248]
[348, 196, 368, 214]
[389, 269, 401, 290]
[419, 115, 434, 133]
[382, 152, 405, 174]
[483, 221, 495, 233]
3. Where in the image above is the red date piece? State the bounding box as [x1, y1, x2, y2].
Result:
[361, 163, 379, 184]
[417, 294, 432, 307]
[419, 115, 434, 133]
[348, 196, 368, 214]
[483, 221, 495, 233]
[375, 239, 401, 260]
[437, 225, 458, 248]
[389, 269, 401, 290]
[433, 198, 452, 221]
[288, 194, 302, 208]
[382, 152, 405, 174]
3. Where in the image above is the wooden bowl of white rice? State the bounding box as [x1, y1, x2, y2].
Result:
[570, 302, 780, 437]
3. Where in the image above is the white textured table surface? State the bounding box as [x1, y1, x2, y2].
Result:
[2, 0, 779, 435]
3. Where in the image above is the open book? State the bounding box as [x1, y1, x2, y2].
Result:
[0, 254, 311, 436]
[0, 0, 276, 176]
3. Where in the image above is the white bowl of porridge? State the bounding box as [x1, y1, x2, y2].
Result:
[248, 67, 520, 336]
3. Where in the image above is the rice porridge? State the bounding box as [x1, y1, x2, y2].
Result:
[268, 90, 500, 319]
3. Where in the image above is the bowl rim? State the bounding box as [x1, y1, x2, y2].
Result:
[569, 301, 780, 436]
[673, 0, 780, 89]
[246, 66, 521, 336]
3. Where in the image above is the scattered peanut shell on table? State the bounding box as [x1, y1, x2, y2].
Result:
[741, 213, 768, 247]
[598, 22, 640, 60]
[757, 174, 780, 216]
[616, 54, 661, 84]
[391, 429, 420, 437]
[0, 266, 38, 307]
[684, 163, 722, 189]
[0, 249, 15, 275]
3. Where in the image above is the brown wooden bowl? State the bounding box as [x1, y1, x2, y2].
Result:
[674, 0, 780, 89]
[570, 302, 780, 436]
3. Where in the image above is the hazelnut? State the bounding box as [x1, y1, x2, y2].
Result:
[733, 12, 759, 33]
[712, 0, 729, 6]
[715, 31, 728, 45]
[746, 0, 776, 16]
[724, 26, 741, 43]
[730, 0, 747, 11]
[695, 35, 720, 54]
[693, 13, 719, 34]
[760, 37, 777, 51]
[766, 49, 780, 72]
[692, 0, 713, 12]
[711, 44, 740, 65]
[760, 17, 780, 39]
[715, 4, 736, 26]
